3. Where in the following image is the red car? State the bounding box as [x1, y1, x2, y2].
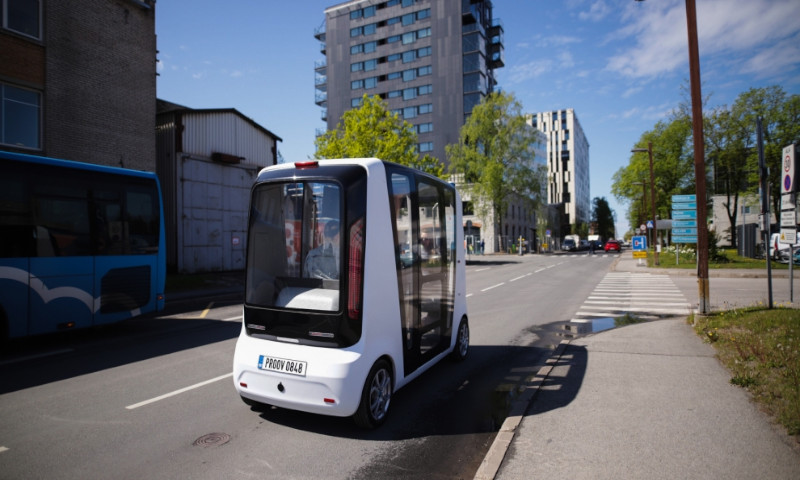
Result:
[604, 240, 622, 252]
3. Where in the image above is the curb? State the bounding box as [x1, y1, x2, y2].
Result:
[473, 340, 571, 480]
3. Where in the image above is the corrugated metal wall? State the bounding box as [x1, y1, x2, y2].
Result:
[180, 112, 275, 168]
[156, 109, 279, 273]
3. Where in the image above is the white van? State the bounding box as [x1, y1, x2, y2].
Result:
[233, 158, 469, 428]
[769, 232, 800, 262]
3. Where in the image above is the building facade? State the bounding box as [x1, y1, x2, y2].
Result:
[315, 0, 504, 166]
[1, 0, 157, 171]
[528, 108, 590, 233]
[156, 103, 281, 273]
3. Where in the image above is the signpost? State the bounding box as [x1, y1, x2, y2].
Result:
[671, 194, 698, 265]
[632, 235, 647, 266]
[780, 144, 797, 301]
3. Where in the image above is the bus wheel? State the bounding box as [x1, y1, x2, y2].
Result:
[451, 317, 469, 361]
[354, 359, 393, 429]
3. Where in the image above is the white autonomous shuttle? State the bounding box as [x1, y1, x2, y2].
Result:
[233, 158, 469, 428]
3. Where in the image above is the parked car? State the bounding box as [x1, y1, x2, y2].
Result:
[579, 239, 590, 251]
[562, 238, 577, 251]
[604, 239, 622, 252]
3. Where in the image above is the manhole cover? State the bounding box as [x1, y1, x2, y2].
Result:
[192, 432, 231, 448]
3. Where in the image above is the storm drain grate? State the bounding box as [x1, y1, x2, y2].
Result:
[192, 432, 231, 448]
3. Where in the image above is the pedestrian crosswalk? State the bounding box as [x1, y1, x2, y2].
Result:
[572, 271, 693, 322]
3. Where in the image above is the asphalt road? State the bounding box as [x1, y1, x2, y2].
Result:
[0, 253, 619, 479]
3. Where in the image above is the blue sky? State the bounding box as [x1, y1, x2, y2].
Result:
[156, 0, 800, 236]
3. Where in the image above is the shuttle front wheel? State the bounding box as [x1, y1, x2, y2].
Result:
[450, 317, 469, 362]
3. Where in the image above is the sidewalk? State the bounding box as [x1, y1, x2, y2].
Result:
[475, 254, 800, 480]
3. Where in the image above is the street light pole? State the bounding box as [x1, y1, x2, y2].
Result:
[634, 0, 708, 312]
[632, 142, 659, 265]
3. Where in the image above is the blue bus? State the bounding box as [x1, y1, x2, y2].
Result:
[0, 151, 166, 340]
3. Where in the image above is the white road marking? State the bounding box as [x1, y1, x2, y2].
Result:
[481, 283, 505, 292]
[475, 267, 491, 272]
[125, 373, 233, 410]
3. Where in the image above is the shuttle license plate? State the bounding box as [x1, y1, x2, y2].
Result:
[258, 355, 307, 377]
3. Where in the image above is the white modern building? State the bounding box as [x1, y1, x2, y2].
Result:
[527, 109, 590, 234]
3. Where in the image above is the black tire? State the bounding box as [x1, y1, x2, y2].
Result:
[353, 359, 393, 429]
[450, 317, 469, 361]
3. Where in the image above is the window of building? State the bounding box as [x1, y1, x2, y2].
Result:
[386, 16, 400, 26]
[388, 90, 402, 98]
[418, 103, 432, 114]
[387, 34, 401, 43]
[1, 83, 41, 149]
[418, 65, 431, 76]
[3, 0, 41, 39]
[364, 41, 377, 53]
[352, 97, 363, 108]
[350, 9, 361, 20]
[351, 62, 363, 72]
[402, 50, 416, 63]
[418, 84, 432, 95]
[417, 122, 433, 134]
[387, 53, 401, 62]
[402, 13, 415, 26]
[402, 0, 414, 7]
[363, 5, 376, 17]
[463, 92, 482, 114]
[418, 142, 433, 153]
[364, 23, 376, 35]
[403, 106, 417, 119]
[463, 52, 482, 73]
[351, 44, 363, 55]
[364, 77, 377, 89]
[402, 31, 415, 44]
[462, 72, 486, 93]
[402, 69, 416, 82]
[403, 88, 416, 100]
[351, 80, 363, 90]
[364, 59, 377, 71]
[417, 8, 430, 20]
[417, 46, 431, 58]
[387, 71, 402, 80]
[350, 26, 361, 37]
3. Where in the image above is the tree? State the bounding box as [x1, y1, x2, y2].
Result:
[446, 92, 545, 250]
[592, 197, 616, 240]
[611, 114, 694, 230]
[314, 94, 445, 178]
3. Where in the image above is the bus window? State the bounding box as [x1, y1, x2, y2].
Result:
[246, 181, 342, 312]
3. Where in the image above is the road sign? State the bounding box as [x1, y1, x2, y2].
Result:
[672, 228, 698, 235]
[672, 209, 697, 220]
[632, 235, 647, 250]
[632, 251, 647, 259]
[780, 228, 797, 244]
[672, 219, 697, 228]
[780, 210, 797, 228]
[673, 235, 698, 244]
[673, 201, 697, 210]
[782, 144, 796, 194]
[646, 220, 654, 229]
[672, 194, 696, 203]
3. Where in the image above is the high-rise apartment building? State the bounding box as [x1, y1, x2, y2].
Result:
[315, 0, 504, 166]
[528, 109, 590, 232]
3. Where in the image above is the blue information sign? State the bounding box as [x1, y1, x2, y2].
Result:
[672, 228, 698, 235]
[632, 235, 647, 250]
[673, 209, 697, 220]
[672, 194, 696, 203]
[673, 201, 697, 210]
[673, 235, 698, 244]
[672, 219, 697, 228]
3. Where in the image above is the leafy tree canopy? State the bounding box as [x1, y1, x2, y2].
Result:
[446, 91, 545, 224]
[314, 94, 445, 178]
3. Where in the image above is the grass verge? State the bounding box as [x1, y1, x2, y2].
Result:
[692, 306, 800, 439]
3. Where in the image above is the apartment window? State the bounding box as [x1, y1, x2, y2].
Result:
[1, 83, 41, 149]
[364, 23, 376, 35]
[351, 62, 363, 72]
[364, 77, 377, 89]
[463, 52, 481, 73]
[418, 84, 432, 95]
[463, 72, 486, 93]
[418, 65, 431, 76]
[350, 26, 361, 37]
[402, 69, 416, 82]
[364, 41, 376, 53]
[402, 0, 414, 7]
[403, 106, 417, 119]
[351, 44, 363, 55]
[352, 97, 363, 108]
[386, 17, 400, 26]
[463, 93, 481, 114]
[402, 13, 415, 26]
[351, 80, 363, 90]
[402, 50, 416, 63]
[418, 103, 432, 114]
[364, 59, 377, 71]
[388, 90, 402, 98]
[3, 0, 41, 39]
[402, 31, 415, 44]
[417, 9, 430, 20]
[417, 123, 433, 134]
[350, 10, 361, 20]
[387, 34, 401, 43]
[403, 88, 416, 100]
[363, 5, 375, 18]
[387, 71, 402, 80]
[418, 142, 433, 153]
[417, 46, 431, 58]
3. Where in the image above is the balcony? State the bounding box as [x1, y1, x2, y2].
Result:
[314, 23, 325, 41]
[315, 91, 327, 106]
[487, 18, 504, 69]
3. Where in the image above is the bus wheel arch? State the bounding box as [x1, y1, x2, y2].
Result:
[353, 356, 394, 429]
[450, 315, 469, 362]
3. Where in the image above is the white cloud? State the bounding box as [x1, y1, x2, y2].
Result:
[606, 0, 800, 79]
[230, 70, 244, 78]
[579, 0, 611, 22]
[508, 60, 554, 83]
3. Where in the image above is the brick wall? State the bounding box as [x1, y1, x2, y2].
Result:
[43, 0, 156, 171]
